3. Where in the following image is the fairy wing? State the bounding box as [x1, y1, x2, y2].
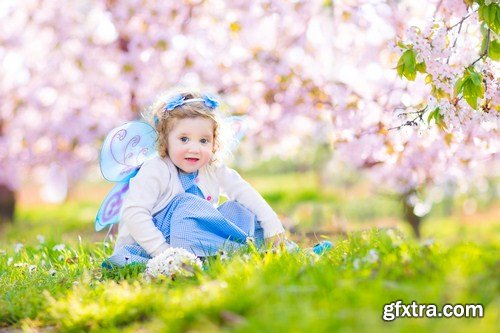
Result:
[99, 121, 157, 182]
[95, 181, 130, 231]
[95, 121, 157, 231]
[224, 116, 249, 151]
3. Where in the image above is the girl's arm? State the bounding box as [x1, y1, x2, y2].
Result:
[121, 158, 170, 257]
[215, 165, 285, 239]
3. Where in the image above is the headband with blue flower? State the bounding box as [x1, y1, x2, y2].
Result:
[154, 94, 220, 125]
[164, 94, 219, 112]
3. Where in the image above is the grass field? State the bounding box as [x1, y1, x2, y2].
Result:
[0, 171, 498, 332]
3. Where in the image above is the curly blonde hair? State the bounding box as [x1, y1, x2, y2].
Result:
[147, 91, 221, 160]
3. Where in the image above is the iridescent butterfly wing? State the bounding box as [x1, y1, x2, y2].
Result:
[224, 116, 249, 151]
[95, 182, 130, 232]
[95, 121, 157, 231]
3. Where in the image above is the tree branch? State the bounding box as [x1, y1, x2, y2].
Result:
[388, 107, 427, 131]
[446, 10, 476, 31]
[446, 11, 467, 64]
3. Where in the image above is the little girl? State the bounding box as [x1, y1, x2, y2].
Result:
[106, 91, 286, 266]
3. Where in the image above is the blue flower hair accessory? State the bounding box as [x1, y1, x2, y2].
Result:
[164, 94, 186, 111]
[202, 94, 219, 109]
[163, 93, 219, 113]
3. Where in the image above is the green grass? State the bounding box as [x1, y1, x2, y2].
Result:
[1, 229, 498, 332]
[0, 172, 498, 332]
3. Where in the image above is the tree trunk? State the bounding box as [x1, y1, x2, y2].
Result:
[402, 194, 422, 238]
[0, 184, 16, 223]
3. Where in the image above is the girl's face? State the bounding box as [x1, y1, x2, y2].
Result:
[167, 117, 214, 173]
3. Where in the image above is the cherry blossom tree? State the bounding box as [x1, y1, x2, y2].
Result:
[329, 0, 499, 236]
[0, 0, 130, 219]
[0, 0, 331, 218]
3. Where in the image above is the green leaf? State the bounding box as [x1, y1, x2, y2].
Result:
[435, 111, 447, 130]
[478, 4, 488, 22]
[454, 76, 466, 96]
[489, 4, 496, 24]
[463, 80, 479, 109]
[397, 41, 407, 49]
[469, 68, 484, 98]
[468, 68, 482, 86]
[405, 70, 416, 81]
[396, 56, 405, 77]
[405, 50, 416, 72]
[456, 67, 484, 108]
[479, 3, 500, 35]
[427, 109, 434, 124]
[431, 85, 450, 100]
[477, 78, 485, 99]
[427, 107, 447, 129]
[427, 108, 440, 124]
[488, 39, 500, 60]
[415, 61, 427, 73]
[396, 49, 418, 81]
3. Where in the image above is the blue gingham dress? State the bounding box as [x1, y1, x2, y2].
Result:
[106, 170, 264, 266]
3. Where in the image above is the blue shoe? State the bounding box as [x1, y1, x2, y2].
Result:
[101, 260, 113, 269]
[312, 241, 333, 255]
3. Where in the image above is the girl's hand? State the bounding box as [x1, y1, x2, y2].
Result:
[264, 232, 286, 248]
